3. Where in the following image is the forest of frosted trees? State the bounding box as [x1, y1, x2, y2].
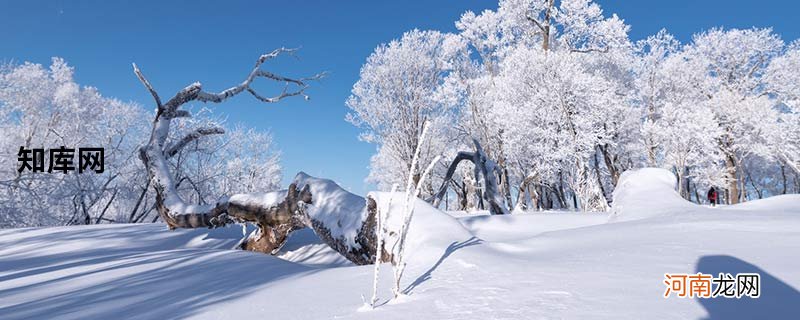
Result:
[1, 0, 799, 228]
[0, 59, 282, 227]
[346, 0, 800, 212]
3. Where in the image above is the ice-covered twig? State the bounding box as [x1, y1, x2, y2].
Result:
[191, 49, 325, 105]
[393, 154, 441, 297]
[370, 183, 398, 308]
[132, 63, 162, 108]
[390, 121, 443, 298]
[403, 123, 429, 197]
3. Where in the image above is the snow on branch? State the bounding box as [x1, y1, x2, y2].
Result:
[164, 126, 226, 158]
[132, 63, 162, 108]
[192, 48, 326, 104]
[135, 47, 325, 120]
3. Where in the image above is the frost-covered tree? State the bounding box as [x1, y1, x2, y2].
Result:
[682, 28, 785, 203]
[766, 41, 800, 176]
[492, 48, 623, 211]
[346, 29, 468, 195]
[353, 0, 799, 210]
[0, 58, 286, 228]
[633, 35, 721, 199]
[629, 27, 796, 203]
[0, 58, 148, 227]
[446, 0, 637, 211]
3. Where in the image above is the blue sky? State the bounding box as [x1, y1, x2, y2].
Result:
[1, 0, 798, 194]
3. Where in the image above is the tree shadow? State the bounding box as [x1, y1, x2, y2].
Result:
[0, 226, 319, 320]
[695, 255, 800, 320]
[403, 236, 482, 295]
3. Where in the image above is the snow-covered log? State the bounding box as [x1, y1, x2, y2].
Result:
[291, 172, 390, 265]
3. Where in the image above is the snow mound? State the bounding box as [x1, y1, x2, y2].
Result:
[368, 192, 474, 266]
[609, 168, 694, 222]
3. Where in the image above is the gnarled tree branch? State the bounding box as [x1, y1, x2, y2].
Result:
[134, 50, 381, 265]
[164, 126, 225, 158]
[430, 139, 510, 215]
[133, 50, 325, 256]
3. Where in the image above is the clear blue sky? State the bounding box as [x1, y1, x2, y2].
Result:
[1, 1, 798, 194]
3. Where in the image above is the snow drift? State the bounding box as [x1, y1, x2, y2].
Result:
[368, 191, 474, 266]
[1, 169, 799, 319]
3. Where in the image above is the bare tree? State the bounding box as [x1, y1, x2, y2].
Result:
[133, 49, 325, 254]
[133, 50, 398, 266]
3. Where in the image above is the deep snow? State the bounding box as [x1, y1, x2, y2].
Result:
[0, 169, 798, 319]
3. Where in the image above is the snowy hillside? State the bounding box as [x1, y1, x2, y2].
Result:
[1, 169, 798, 319]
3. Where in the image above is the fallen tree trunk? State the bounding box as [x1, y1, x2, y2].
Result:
[133, 51, 395, 265]
[133, 50, 384, 262]
[291, 173, 390, 265]
[236, 172, 391, 265]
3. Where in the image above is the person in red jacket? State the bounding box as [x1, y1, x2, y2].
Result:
[707, 187, 718, 207]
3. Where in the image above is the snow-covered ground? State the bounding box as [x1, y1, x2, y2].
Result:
[0, 169, 798, 319]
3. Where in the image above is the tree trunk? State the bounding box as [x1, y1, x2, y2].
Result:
[693, 182, 701, 204]
[540, 186, 551, 210]
[592, 150, 611, 204]
[527, 0, 554, 51]
[556, 173, 568, 208]
[598, 144, 621, 186]
[781, 165, 788, 194]
[571, 193, 578, 210]
[725, 154, 740, 204]
[431, 139, 509, 215]
[513, 174, 537, 212]
[501, 167, 514, 211]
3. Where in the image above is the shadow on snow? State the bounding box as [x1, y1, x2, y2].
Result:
[0, 225, 319, 320]
[695, 254, 799, 320]
[403, 236, 482, 295]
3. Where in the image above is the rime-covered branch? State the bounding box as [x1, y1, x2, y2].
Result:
[137, 48, 325, 122]
[132, 63, 162, 108]
[190, 48, 324, 105]
[164, 126, 225, 158]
